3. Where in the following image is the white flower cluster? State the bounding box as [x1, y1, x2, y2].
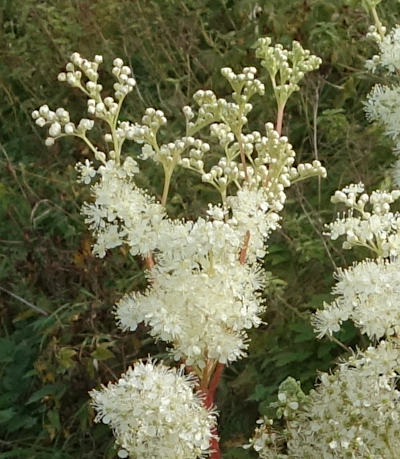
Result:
[90, 360, 217, 458]
[246, 12, 400, 459]
[29, 49, 324, 369]
[32, 104, 94, 147]
[366, 25, 400, 73]
[32, 52, 138, 165]
[327, 182, 400, 257]
[116, 259, 265, 367]
[82, 158, 164, 258]
[364, 84, 400, 143]
[255, 37, 322, 108]
[313, 257, 400, 340]
[75, 159, 96, 184]
[364, 24, 400, 183]
[34, 42, 324, 456]
[289, 342, 400, 458]
[227, 188, 279, 260]
[245, 418, 286, 459]
[250, 342, 400, 458]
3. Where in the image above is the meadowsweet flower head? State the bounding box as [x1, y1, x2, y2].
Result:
[313, 258, 400, 340]
[327, 183, 400, 257]
[249, 342, 400, 458]
[34, 43, 326, 458]
[90, 360, 217, 458]
[227, 187, 280, 261]
[366, 25, 400, 73]
[364, 84, 400, 142]
[288, 342, 400, 457]
[82, 159, 165, 258]
[116, 260, 266, 367]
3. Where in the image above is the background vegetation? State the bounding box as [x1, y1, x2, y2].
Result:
[1, 0, 399, 457]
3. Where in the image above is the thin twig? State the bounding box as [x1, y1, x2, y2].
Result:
[328, 334, 352, 353]
[295, 189, 338, 271]
[312, 80, 321, 208]
[0, 286, 49, 316]
[239, 231, 251, 265]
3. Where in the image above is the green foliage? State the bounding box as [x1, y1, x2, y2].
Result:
[1, 0, 399, 457]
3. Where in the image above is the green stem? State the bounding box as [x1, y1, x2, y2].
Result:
[161, 167, 172, 207]
[75, 134, 106, 164]
[367, 3, 385, 38]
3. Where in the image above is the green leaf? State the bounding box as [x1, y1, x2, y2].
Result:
[0, 338, 15, 363]
[91, 345, 115, 361]
[274, 350, 314, 367]
[0, 408, 16, 424]
[26, 383, 66, 405]
[57, 347, 77, 370]
[6, 414, 37, 433]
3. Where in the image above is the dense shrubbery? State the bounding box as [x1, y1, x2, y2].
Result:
[1, 1, 400, 457]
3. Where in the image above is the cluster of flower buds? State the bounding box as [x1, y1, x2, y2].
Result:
[366, 24, 386, 43]
[153, 140, 187, 169]
[112, 121, 146, 145]
[204, 124, 263, 192]
[140, 107, 167, 132]
[32, 105, 95, 146]
[55, 53, 136, 126]
[141, 134, 209, 177]
[179, 138, 210, 172]
[253, 123, 325, 211]
[124, 107, 168, 151]
[288, 160, 327, 182]
[221, 66, 265, 102]
[58, 52, 103, 92]
[331, 183, 400, 214]
[201, 157, 240, 195]
[112, 57, 136, 99]
[328, 183, 400, 256]
[255, 37, 322, 107]
[32, 53, 138, 163]
[187, 89, 220, 133]
[210, 122, 234, 149]
[218, 98, 252, 130]
[87, 96, 119, 119]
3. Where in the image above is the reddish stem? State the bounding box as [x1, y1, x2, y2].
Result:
[206, 363, 225, 409]
[201, 363, 225, 459]
[144, 253, 155, 269]
[276, 104, 285, 136]
[210, 434, 221, 459]
[239, 230, 251, 265]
